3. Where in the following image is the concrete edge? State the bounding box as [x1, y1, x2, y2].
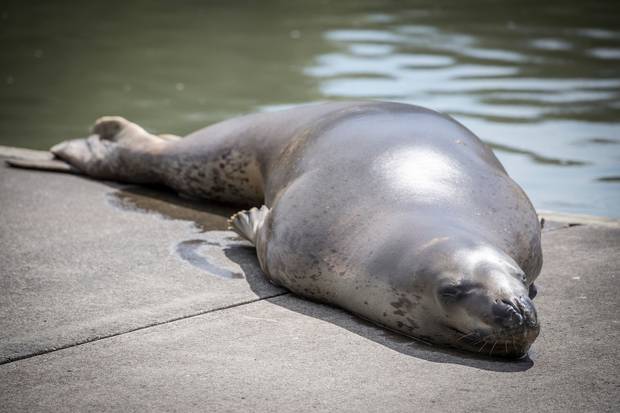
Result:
[537, 210, 619, 228]
[2, 145, 618, 227]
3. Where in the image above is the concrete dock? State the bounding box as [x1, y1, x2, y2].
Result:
[0, 146, 618, 412]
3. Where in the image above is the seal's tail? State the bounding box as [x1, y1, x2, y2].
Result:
[228, 205, 270, 245]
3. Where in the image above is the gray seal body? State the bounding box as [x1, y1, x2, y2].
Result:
[17, 101, 543, 357]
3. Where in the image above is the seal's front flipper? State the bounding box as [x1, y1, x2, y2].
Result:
[6, 156, 79, 174]
[228, 205, 269, 245]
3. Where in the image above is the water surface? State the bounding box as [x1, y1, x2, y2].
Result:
[1, 0, 618, 216]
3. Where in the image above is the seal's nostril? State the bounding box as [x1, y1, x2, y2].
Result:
[505, 301, 524, 326]
[493, 299, 526, 328]
[516, 296, 539, 328]
[493, 297, 539, 330]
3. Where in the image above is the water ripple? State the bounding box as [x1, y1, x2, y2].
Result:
[588, 48, 620, 59]
[311, 8, 620, 217]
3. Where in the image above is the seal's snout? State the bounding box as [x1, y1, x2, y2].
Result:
[492, 297, 538, 329]
[493, 299, 524, 328]
[517, 295, 538, 329]
[437, 277, 540, 357]
[492, 296, 538, 330]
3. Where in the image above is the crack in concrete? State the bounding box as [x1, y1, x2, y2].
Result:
[0, 292, 289, 366]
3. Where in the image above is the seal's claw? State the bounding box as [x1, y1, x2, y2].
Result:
[228, 205, 270, 245]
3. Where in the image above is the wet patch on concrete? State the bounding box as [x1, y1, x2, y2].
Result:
[107, 185, 259, 279]
[174, 234, 265, 281]
[107, 185, 244, 232]
[176, 239, 244, 279]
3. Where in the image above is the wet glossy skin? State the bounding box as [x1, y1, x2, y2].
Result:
[50, 101, 543, 358]
[247, 102, 542, 357]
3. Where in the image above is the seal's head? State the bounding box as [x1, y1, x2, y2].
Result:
[427, 243, 540, 358]
[362, 221, 541, 359]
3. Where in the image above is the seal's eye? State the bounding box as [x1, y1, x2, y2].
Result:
[438, 285, 464, 304]
[439, 286, 460, 297]
[438, 281, 481, 304]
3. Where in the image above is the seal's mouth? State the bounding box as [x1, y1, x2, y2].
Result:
[451, 325, 540, 359]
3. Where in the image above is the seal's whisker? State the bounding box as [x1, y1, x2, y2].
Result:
[456, 332, 476, 342]
[479, 341, 488, 353]
[489, 341, 497, 355]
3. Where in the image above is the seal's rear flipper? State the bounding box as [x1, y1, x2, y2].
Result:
[6, 157, 79, 174]
[228, 205, 269, 245]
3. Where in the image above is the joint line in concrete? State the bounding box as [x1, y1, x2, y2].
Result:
[0, 292, 289, 366]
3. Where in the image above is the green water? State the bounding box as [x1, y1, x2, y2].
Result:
[1, 1, 619, 217]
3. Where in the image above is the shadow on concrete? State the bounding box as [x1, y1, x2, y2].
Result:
[225, 245, 534, 373]
[109, 184, 534, 373]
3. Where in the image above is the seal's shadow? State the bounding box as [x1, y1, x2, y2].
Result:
[109, 185, 533, 373]
[223, 244, 534, 373]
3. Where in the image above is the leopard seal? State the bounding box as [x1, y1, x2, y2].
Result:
[9, 101, 543, 358]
